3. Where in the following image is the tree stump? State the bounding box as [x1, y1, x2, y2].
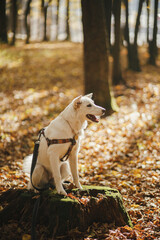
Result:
[0, 186, 132, 238]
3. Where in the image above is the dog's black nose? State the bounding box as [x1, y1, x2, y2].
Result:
[102, 108, 106, 115]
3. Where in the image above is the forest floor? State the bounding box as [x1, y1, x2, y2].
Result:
[0, 42, 160, 239]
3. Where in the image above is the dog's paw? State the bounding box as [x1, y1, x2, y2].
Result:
[57, 188, 67, 196]
[75, 182, 82, 189]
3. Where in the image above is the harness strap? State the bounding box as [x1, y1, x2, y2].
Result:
[40, 128, 77, 162]
[30, 139, 50, 192]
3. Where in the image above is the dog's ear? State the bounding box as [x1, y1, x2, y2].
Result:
[73, 95, 82, 109]
[85, 93, 93, 99]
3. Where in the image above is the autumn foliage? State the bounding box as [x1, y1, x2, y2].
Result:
[0, 42, 160, 239]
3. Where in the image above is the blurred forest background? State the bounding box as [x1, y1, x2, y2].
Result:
[0, 0, 160, 45]
[0, 0, 160, 239]
[0, 0, 160, 105]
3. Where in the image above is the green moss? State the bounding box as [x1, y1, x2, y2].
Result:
[117, 196, 133, 228]
[19, 186, 132, 228]
[0, 186, 132, 238]
[82, 185, 119, 198]
[20, 191, 36, 198]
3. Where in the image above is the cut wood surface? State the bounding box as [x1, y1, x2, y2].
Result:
[0, 186, 132, 239]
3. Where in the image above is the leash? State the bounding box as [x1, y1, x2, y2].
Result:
[30, 129, 48, 240]
[30, 128, 77, 239]
[31, 195, 41, 240]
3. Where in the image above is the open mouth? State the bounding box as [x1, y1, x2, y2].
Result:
[86, 114, 99, 123]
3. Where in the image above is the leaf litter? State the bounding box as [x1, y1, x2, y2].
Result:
[0, 42, 160, 239]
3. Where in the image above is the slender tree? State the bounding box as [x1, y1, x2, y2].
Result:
[0, 0, 8, 43]
[146, 0, 150, 43]
[65, 0, 70, 41]
[129, 0, 144, 71]
[81, 0, 113, 112]
[24, 0, 32, 44]
[123, 0, 132, 69]
[11, 0, 18, 45]
[112, 0, 123, 85]
[148, 0, 158, 65]
[55, 0, 60, 40]
[134, 0, 144, 49]
[103, 0, 112, 49]
[41, 0, 52, 41]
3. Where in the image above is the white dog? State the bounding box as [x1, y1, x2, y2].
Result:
[23, 94, 105, 195]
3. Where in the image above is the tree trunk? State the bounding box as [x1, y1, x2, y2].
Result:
[64, 0, 70, 41]
[129, 0, 144, 71]
[43, 5, 48, 41]
[24, 0, 32, 44]
[10, 0, 18, 46]
[148, 0, 158, 65]
[41, 0, 51, 41]
[112, 0, 123, 85]
[103, 0, 112, 50]
[146, 0, 150, 43]
[0, 186, 132, 239]
[124, 0, 132, 69]
[55, 0, 60, 40]
[81, 0, 112, 112]
[0, 0, 8, 43]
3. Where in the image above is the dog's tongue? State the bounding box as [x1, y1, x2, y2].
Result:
[87, 114, 99, 123]
[93, 115, 99, 122]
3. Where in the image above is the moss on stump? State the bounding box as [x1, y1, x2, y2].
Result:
[0, 186, 132, 238]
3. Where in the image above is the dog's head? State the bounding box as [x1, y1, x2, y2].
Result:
[73, 93, 106, 123]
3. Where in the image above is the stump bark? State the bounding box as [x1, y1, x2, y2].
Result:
[0, 186, 132, 238]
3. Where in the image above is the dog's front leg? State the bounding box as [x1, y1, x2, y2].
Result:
[69, 149, 82, 189]
[48, 150, 67, 196]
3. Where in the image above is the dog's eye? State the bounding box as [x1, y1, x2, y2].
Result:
[87, 104, 92, 107]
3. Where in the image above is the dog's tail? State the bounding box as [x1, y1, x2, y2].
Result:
[23, 154, 32, 175]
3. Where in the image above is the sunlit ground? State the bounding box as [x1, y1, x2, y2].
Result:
[0, 42, 160, 239]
